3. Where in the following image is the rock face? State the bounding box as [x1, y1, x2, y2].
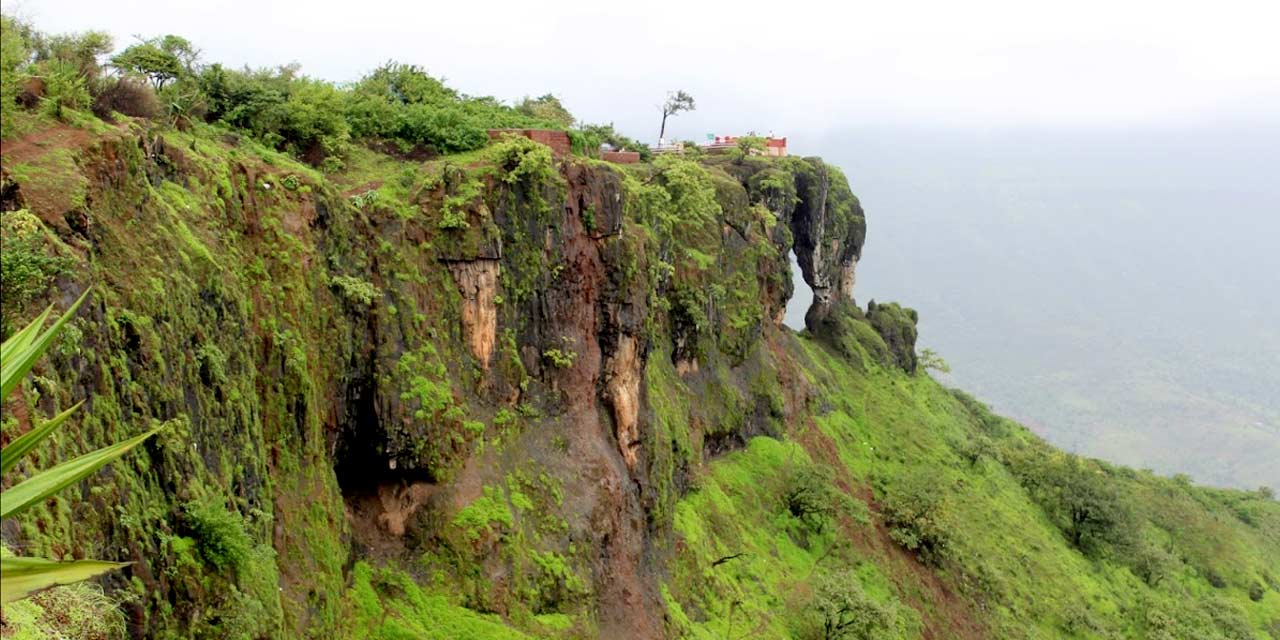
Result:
[790, 160, 866, 329]
[604, 334, 642, 469]
[0, 127, 886, 639]
[447, 259, 500, 366]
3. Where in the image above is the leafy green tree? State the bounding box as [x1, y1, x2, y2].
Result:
[782, 463, 840, 532]
[658, 89, 695, 141]
[802, 569, 901, 640]
[1, 14, 32, 137]
[32, 30, 113, 81]
[517, 93, 574, 127]
[112, 35, 198, 90]
[39, 58, 90, 118]
[918, 348, 950, 374]
[1013, 452, 1136, 556]
[879, 469, 953, 565]
[733, 134, 766, 161]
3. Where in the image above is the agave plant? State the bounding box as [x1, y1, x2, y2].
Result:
[1, 289, 162, 603]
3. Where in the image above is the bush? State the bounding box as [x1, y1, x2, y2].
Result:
[879, 469, 953, 565]
[330, 275, 379, 307]
[91, 76, 159, 119]
[396, 103, 487, 153]
[782, 463, 843, 532]
[792, 569, 906, 640]
[183, 499, 253, 574]
[39, 58, 90, 119]
[1010, 452, 1137, 557]
[0, 211, 72, 337]
[516, 93, 575, 127]
[1, 15, 32, 138]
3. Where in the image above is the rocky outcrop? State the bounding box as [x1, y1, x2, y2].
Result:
[604, 334, 642, 469]
[789, 159, 866, 329]
[447, 260, 500, 366]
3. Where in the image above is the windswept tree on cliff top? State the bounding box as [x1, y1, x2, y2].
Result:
[658, 89, 695, 142]
[111, 35, 199, 90]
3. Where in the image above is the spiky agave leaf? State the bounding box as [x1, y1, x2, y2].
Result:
[1, 425, 164, 520]
[0, 402, 81, 475]
[0, 286, 162, 602]
[0, 556, 129, 603]
[1, 289, 91, 401]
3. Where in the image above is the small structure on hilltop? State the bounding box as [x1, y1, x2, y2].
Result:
[701, 134, 787, 157]
[487, 129, 571, 156]
[652, 139, 685, 155]
[599, 142, 643, 164]
[601, 149, 641, 164]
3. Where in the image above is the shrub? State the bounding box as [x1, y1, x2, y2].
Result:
[781, 463, 841, 532]
[879, 469, 953, 565]
[330, 275, 379, 307]
[792, 569, 905, 640]
[277, 77, 349, 160]
[516, 93, 575, 127]
[39, 58, 90, 119]
[91, 76, 159, 120]
[542, 347, 576, 369]
[1128, 539, 1176, 587]
[1011, 452, 1137, 557]
[183, 499, 253, 574]
[1, 15, 32, 138]
[396, 103, 487, 153]
[31, 29, 113, 82]
[0, 211, 72, 337]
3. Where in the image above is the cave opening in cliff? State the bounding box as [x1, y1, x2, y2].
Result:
[332, 364, 434, 503]
[333, 368, 385, 497]
[784, 249, 812, 331]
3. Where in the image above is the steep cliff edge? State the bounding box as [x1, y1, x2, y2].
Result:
[2, 120, 1278, 640]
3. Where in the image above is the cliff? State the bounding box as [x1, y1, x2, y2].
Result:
[2, 118, 1278, 640]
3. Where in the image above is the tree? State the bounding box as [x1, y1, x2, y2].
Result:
[658, 90, 694, 142]
[1014, 453, 1136, 557]
[112, 35, 199, 90]
[918, 348, 951, 374]
[0, 15, 30, 137]
[879, 469, 953, 565]
[732, 134, 766, 162]
[782, 463, 839, 532]
[806, 569, 900, 640]
[32, 30, 113, 80]
[517, 93, 574, 127]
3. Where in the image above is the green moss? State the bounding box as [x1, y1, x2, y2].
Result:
[343, 561, 534, 640]
[453, 486, 514, 542]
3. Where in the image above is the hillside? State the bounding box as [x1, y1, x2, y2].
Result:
[2, 21, 1279, 640]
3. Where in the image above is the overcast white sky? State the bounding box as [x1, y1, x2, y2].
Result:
[11, 0, 1280, 142]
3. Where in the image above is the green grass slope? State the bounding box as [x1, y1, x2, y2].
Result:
[659, 327, 1280, 639]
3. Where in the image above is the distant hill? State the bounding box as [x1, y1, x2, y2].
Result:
[803, 125, 1280, 490]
